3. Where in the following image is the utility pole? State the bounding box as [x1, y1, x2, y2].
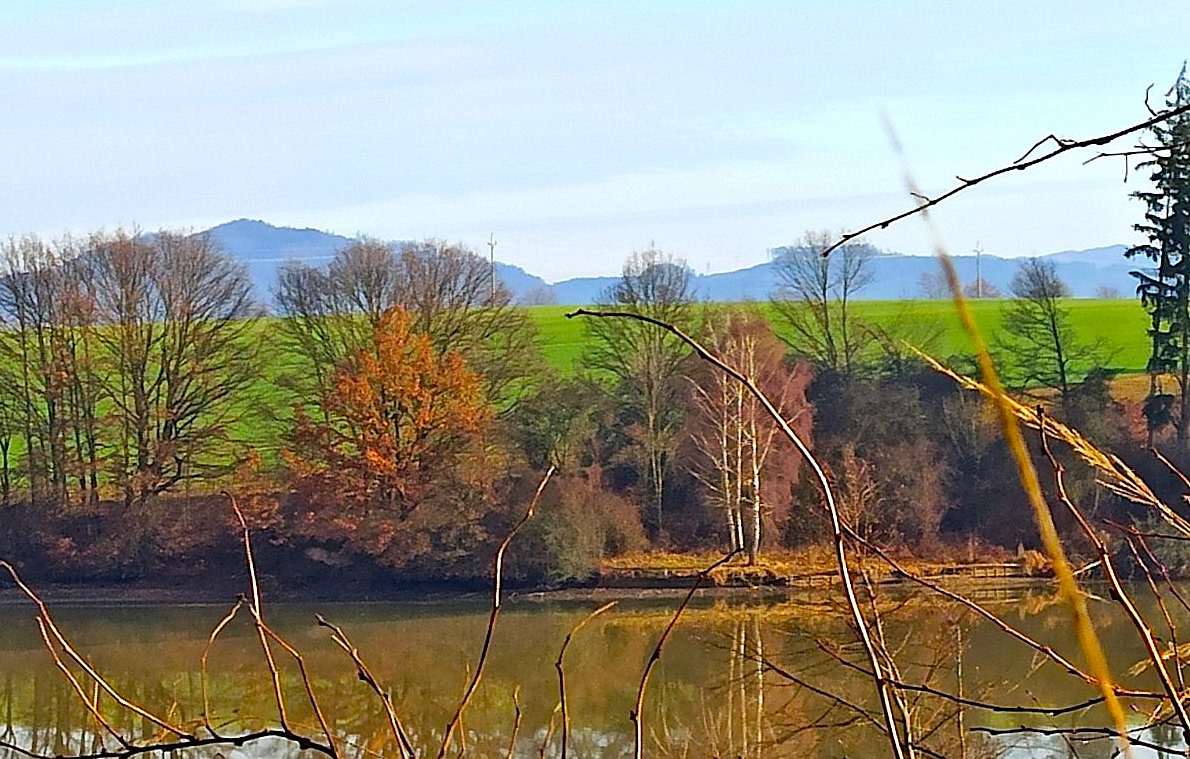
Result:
[487, 233, 497, 301]
[973, 241, 983, 298]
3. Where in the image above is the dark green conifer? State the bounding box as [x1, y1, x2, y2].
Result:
[1128, 65, 1190, 446]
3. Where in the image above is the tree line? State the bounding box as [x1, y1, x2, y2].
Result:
[0, 231, 257, 514]
[4, 73, 1190, 582]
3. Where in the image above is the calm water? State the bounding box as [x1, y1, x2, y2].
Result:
[0, 585, 1185, 758]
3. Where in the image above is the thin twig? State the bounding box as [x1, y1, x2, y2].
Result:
[317, 614, 416, 759]
[226, 492, 338, 755]
[1110, 521, 1190, 617]
[858, 567, 916, 751]
[260, 624, 339, 756]
[557, 602, 616, 759]
[0, 560, 191, 739]
[839, 526, 1160, 700]
[505, 686, 522, 759]
[1152, 446, 1190, 492]
[201, 597, 245, 738]
[0, 729, 336, 759]
[970, 724, 1168, 753]
[31, 617, 129, 749]
[760, 661, 887, 735]
[824, 101, 1190, 256]
[1039, 415, 1190, 743]
[631, 549, 741, 759]
[809, 639, 1107, 717]
[913, 254, 1131, 755]
[538, 705, 560, 759]
[437, 466, 556, 759]
[1121, 536, 1184, 690]
[226, 492, 291, 733]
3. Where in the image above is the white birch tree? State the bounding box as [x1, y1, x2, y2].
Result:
[688, 309, 810, 563]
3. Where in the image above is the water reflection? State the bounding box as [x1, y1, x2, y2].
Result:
[0, 586, 1185, 758]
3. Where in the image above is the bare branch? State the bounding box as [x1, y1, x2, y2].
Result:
[437, 465, 556, 758]
[259, 624, 338, 756]
[1038, 414, 1190, 743]
[227, 492, 291, 734]
[838, 526, 1161, 700]
[31, 616, 129, 750]
[824, 102, 1190, 256]
[556, 602, 616, 759]
[0, 560, 191, 739]
[505, 686, 523, 759]
[1014, 133, 1071, 164]
[2, 729, 336, 759]
[227, 492, 338, 755]
[201, 597, 245, 738]
[317, 614, 416, 759]
[971, 724, 1169, 753]
[631, 549, 740, 759]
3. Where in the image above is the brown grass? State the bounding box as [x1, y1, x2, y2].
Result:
[603, 543, 1022, 582]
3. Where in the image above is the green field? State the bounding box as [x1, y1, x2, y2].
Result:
[0, 299, 1141, 471]
[530, 299, 1153, 375]
[230, 299, 1150, 458]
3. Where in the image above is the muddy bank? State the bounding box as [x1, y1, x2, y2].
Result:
[0, 558, 1054, 607]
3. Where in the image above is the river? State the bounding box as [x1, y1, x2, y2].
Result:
[0, 584, 1185, 758]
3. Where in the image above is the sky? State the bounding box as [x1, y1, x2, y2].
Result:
[0, 1, 1186, 283]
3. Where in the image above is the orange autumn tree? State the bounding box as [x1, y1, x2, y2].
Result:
[286, 306, 494, 570]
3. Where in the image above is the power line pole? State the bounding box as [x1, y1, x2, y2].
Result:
[973, 241, 983, 298]
[487, 233, 497, 301]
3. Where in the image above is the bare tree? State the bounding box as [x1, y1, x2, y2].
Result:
[687, 309, 809, 562]
[275, 239, 540, 411]
[394, 240, 540, 406]
[584, 248, 695, 537]
[87, 230, 260, 508]
[771, 231, 875, 376]
[0, 236, 100, 507]
[962, 277, 1002, 299]
[0, 239, 54, 504]
[0, 230, 251, 511]
[997, 258, 1101, 411]
[57, 246, 103, 508]
[917, 270, 950, 299]
[0, 385, 16, 504]
[519, 286, 557, 306]
[274, 239, 394, 415]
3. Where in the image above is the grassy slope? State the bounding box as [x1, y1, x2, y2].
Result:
[229, 299, 1148, 458]
[530, 299, 1151, 375]
[529, 305, 589, 373]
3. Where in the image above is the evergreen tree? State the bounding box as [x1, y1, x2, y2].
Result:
[1128, 65, 1190, 446]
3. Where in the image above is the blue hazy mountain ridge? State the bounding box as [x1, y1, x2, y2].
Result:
[550, 246, 1139, 303]
[203, 220, 1136, 306]
[206, 219, 552, 304]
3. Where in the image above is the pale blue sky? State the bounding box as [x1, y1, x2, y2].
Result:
[0, 1, 1185, 281]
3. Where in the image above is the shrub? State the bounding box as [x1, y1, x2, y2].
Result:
[511, 473, 647, 584]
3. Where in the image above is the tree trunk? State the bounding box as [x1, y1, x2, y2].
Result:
[0, 438, 10, 506]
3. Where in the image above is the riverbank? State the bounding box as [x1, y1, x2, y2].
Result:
[0, 546, 1053, 605]
[597, 546, 1050, 587]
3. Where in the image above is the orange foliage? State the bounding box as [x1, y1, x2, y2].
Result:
[285, 307, 494, 569]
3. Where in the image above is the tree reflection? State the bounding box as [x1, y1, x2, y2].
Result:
[0, 592, 1187, 758]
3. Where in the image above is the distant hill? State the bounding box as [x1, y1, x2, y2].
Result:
[205, 219, 351, 300]
[200, 219, 1140, 305]
[207, 218, 351, 260]
[547, 246, 1139, 303]
[205, 219, 551, 304]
